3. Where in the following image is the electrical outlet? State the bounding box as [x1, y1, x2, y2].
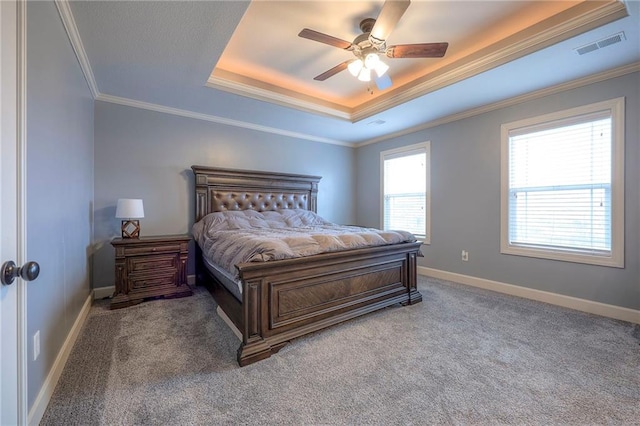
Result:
[33, 330, 40, 361]
[461, 250, 469, 262]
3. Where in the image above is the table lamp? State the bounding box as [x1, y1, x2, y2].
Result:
[115, 198, 144, 238]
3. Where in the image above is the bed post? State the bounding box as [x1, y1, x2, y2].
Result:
[404, 250, 423, 305]
[310, 180, 318, 213]
[237, 278, 274, 366]
[193, 168, 209, 286]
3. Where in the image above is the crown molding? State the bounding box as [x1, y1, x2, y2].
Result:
[95, 93, 353, 147]
[206, 74, 352, 121]
[357, 61, 640, 147]
[55, 0, 99, 98]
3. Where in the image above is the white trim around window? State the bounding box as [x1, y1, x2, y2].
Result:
[380, 141, 431, 244]
[500, 97, 625, 267]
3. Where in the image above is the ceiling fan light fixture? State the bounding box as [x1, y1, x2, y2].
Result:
[348, 59, 364, 77]
[363, 52, 380, 69]
[373, 60, 389, 77]
[363, 52, 388, 78]
[357, 67, 371, 82]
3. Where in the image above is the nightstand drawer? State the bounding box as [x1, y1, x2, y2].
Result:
[127, 254, 178, 272]
[124, 244, 183, 256]
[130, 270, 177, 290]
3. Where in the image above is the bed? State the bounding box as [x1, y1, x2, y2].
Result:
[192, 165, 423, 366]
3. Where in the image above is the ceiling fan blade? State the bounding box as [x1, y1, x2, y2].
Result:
[386, 42, 448, 58]
[313, 61, 351, 81]
[298, 28, 353, 50]
[374, 73, 392, 91]
[370, 0, 411, 43]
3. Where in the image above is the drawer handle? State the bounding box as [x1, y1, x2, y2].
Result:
[152, 248, 157, 251]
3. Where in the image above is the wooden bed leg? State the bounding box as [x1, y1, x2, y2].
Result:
[404, 289, 423, 305]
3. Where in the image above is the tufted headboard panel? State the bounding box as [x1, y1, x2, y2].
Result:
[191, 166, 321, 222]
[210, 191, 309, 212]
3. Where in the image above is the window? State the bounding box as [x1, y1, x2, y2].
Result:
[380, 142, 430, 243]
[501, 98, 624, 267]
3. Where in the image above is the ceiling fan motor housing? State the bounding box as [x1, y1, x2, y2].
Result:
[359, 18, 376, 33]
[352, 19, 386, 60]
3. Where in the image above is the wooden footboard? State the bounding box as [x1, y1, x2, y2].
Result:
[234, 242, 422, 366]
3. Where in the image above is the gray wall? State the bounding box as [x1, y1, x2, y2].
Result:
[93, 101, 356, 289]
[26, 1, 94, 409]
[356, 72, 639, 310]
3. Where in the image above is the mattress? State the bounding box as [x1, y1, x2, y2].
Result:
[202, 255, 242, 301]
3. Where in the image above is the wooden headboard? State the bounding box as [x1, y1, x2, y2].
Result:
[191, 166, 321, 222]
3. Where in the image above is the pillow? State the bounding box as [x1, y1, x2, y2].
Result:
[225, 215, 252, 230]
[221, 210, 270, 229]
[192, 210, 267, 238]
[262, 211, 288, 228]
[192, 212, 227, 244]
[279, 209, 332, 227]
[193, 209, 332, 242]
[240, 209, 270, 228]
[198, 212, 227, 230]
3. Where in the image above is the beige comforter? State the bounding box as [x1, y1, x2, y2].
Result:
[192, 209, 416, 279]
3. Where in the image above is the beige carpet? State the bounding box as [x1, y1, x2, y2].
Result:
[41, 277, 640, 425]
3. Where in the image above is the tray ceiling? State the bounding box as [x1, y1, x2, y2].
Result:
[208, 1, 629, 121]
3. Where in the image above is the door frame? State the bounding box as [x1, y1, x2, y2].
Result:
[1, 0, 28, 424]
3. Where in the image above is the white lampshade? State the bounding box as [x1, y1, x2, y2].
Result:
[357, 67, 371, 82]
[373, 60, 389, 77]
[348, 59, 363, 77]
[115, 199, 144, 219]
[364, 53, 379, 69]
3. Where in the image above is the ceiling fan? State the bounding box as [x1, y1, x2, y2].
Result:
[298, 0, 448, 90]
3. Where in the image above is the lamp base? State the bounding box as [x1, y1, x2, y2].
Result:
[121, 220, 141, 238]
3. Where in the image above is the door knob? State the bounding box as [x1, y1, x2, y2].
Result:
[1, 260, 40, 285]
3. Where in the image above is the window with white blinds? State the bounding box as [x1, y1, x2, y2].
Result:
[380, 142, 430, 242]
[500, 98, 624, 267]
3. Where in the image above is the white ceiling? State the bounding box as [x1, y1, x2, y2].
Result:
[67, 0, 640, 146]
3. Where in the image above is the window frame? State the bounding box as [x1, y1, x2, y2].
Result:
[500, 97, 625, 268]
[380, 141, 431, 244]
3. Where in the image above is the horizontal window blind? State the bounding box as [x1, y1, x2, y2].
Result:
[508, 113, 612, 254]
[383, 149, 426, 237]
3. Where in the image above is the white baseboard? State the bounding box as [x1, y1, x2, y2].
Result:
[93, 286, 114, 300]
[187, 274, 195, 285]
[27, 292, 93, 426]
[418, 267, 639, 324]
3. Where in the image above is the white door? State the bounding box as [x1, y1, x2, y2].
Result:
[1, 1, 27, 424]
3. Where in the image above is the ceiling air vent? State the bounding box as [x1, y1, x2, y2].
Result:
[575, 32, 626, 55]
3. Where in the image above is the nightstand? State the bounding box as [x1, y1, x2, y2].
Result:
[110, 234, 192, 309]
